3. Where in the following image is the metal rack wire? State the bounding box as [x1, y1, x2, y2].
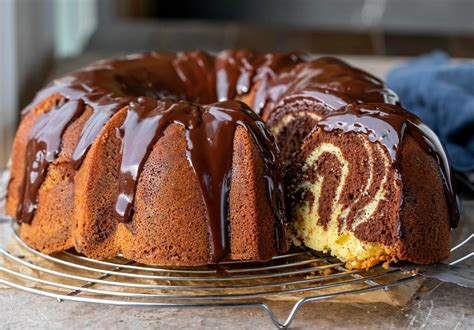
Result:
[0, 181, 472, 328]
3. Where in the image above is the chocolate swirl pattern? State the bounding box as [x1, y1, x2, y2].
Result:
[291, 129, 399, 268]
[284, 104, 457, 268]
[261, 58, 458, 268]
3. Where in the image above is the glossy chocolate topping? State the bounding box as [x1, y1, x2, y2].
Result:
[261, 57, 399, 120]
[214, 50, 307, 108]
[114, 98, 285, 261]
[317, 103, 459, 228]
[15, 50, 459, 258]
[17, 99, 84, 223]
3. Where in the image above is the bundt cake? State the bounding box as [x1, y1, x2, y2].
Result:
[6, 50, 459, 268]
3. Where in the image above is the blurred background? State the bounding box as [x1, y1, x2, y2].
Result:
[1, 0, 473, 168]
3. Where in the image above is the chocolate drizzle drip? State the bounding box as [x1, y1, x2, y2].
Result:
[71, 95, 129, 169]
[115, 98, 285, 261]
[17, 99, 84, 223]
[317, 103, 459, 228]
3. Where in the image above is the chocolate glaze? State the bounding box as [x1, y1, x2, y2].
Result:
[214, 50, 307, 105]
[17, 99, 84, 223]
[15, 50, 459, 260]
[115, 98, 286, 261]
[261, 57, 399, 121]
[317, 103, 459, 228]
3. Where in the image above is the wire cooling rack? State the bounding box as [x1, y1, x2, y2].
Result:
[0, 218, 416, 328]
[0, 186, 472, 328]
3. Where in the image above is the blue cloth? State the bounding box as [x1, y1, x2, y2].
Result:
[386, 52, 474, 172]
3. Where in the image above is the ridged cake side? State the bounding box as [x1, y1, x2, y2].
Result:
[72, 102, 281, 265]
[7, 49, 295, 265]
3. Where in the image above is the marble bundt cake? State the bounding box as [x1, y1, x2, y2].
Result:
[6, 50, 458, 268]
